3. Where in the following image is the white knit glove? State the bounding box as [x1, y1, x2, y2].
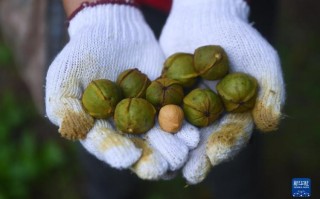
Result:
[45, 3, 199, 180]
[160, 0, 285, 184]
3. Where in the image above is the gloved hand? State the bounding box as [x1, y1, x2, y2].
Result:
[45, 3, 199, 180]
[160, 0, 285, 184]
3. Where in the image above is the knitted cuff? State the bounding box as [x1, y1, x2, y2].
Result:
[171, 0, 249, 22]
[68, 0, 139, 21]
[67, 3, 153, 41]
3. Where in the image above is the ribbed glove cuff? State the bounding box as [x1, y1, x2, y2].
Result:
[68, 0, 139, 21]
[171, 0, 249, 21]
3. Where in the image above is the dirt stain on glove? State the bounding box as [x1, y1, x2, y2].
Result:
[207, 124, 242, 146]
[253, 99, 281, 132]
[97, 130, 135, 152]
[130, 137, 159, 179]
[131, 138, 153, 163]
[206, 114, 252, 166]
[59, 110, 94, 140]
[130, 137, 170, 180]
[252, 78, 284, 132]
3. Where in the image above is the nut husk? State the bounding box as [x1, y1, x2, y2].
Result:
[194, 45, 229, 80]
[146, 78, 184, 109]
[183, 88, 224, 127]
[158, 105, 184, 133]
[162, 53, 198, 88]
[116, 68, 151, 98]
[216, 72, 258, 113]
[81, 79, 123, 119]
[114, 98, 156, 134]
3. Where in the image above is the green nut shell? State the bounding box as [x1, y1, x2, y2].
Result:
[183, 88, 224, 127]
[81, 79, 123, 119]
[146, 78, 184, 109]
[116, 68, 151, 98]
[162, 53, 198, 88]
[194, 45, 229, 80]
[216, 72, 258, 113]
[114, 98, 156, 134]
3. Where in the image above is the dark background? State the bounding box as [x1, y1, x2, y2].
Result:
[0, 0, 320, 198]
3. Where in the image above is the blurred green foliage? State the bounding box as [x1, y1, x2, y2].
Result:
[0, 43, 13, 66]
[259, 1, 320, 198]
[0, 92, 62, 198]
[0, 41, 82, 199]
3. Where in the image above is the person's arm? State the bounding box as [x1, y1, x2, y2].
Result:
[62, 0, 138, 19]
[62, 0, 94, 17]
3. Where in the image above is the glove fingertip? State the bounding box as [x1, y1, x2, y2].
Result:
[105, 146, 142, 169]
[59, 110, 94, 140]
[253, 100, 282, 132]
[81, 124, 142, 169]
[146, 129, 189, 171]
[206, 117, 252, 166]
[131, 138, 169, 180]
[182, 153, 211, 185]
[175, 122, 200, 149]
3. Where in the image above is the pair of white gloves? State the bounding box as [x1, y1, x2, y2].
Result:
[46, 0, 285, 184]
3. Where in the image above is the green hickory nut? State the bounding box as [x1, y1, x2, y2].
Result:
[146, 78, 184, 109]
[216, 72, 258, 113]
[114, 98, 156, 134]
[162, 53, 198, 88]
[81, 79, 123, 119]
[194, 45, 229, 80]
[116, 68, 151, 98]
[183, 88, 224, 127]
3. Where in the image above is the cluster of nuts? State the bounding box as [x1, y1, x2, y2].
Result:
[81, 45, 259, 135]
